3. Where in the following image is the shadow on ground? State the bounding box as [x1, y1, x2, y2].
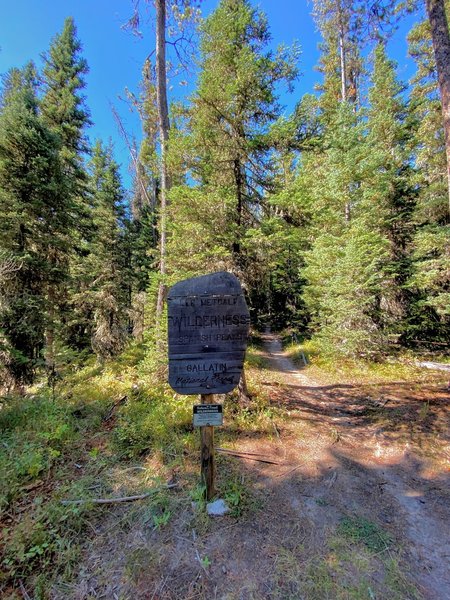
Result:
[60, 435, 450, 600]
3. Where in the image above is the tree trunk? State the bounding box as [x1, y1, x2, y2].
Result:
[238, 368, 252, 406]
[155, 0, 171, 318]
[426, 0, 450, 212]
[339, 30, 347, 102]
[233, 157, 243, 256]
[337, 0, 347, 103]
[336, 0, 351, 222]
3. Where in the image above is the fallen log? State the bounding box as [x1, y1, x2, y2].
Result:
[61, 483, 178, 505]
[415, 361, 450, 372]
[216, 447, 284, 465]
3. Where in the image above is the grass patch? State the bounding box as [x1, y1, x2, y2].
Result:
[269, 520, 420, 600]
[337, 516, 392, 554]
[284, 339, 448, 385]
[245, 344, 269, 369]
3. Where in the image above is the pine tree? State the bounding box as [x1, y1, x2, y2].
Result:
[312, 0, 364, 111]
[41, 17, 91, 358]
[41, 17, 90, 172]
[408, 18, 450, 338]
[0, 65, 65, 388]
[185, 0, 298, 274]
[424, 0, 450, 210]
[299, 102, 389, 356]
[72, 141, 129, 361]
[360, 44, 416, 338]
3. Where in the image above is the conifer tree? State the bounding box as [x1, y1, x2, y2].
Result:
[40, 17, 91, 359]
[0, 65, 65, 388]
[408, 18, 450, 338]
[185, 0, 298, 274]
[41, 17, 90, 173]
[360, 44, 416, 337]
[312, 0, 364, 111]
[299, 102, 389, 356]
[72, 141, 129, 361]
[424, 0, 450, 210]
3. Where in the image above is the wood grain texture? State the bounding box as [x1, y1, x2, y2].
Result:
[168, 272, 250, 395]
[200, 393, 215, 500]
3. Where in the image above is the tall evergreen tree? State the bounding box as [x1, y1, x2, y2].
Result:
[184, 0, 298, 275]
[299, 102, 388, 356]
[360, 44, 416, 337]
[424, 0, 450, 210]
[312, 0, 364, 111]
[72, 141, 129, 361]
[408, 18, 450, 338]
[41, 17, 90, 172]
[0, 65, 66, 388]
[40, 17, 91, 358]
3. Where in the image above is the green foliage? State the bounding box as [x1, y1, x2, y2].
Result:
[167, 185, 233, 279]
[0, 65, 67, 386]
[0, 394, 75, 510]
[304, 225, 389, 357]
[114, 391, 192, 459]
[406, 19, 450, 341]
[71, 141, 130, 360]
[337, 516, 392, 553]
[171, 0, 299, 304]
[222, 474, 248, 516]
[41, 17, 90, 161]
[298, 102, 388, 356]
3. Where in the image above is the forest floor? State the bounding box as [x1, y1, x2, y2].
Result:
[62, 335, 450, 600]
[1, 335, 449, 599]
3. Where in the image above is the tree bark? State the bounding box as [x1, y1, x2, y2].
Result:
[233, 157, 243, 256]
[426, 0, 450, 212]
[238, 367, 252, 406]
[336, 0, 351, 222]
[200, 393, 215, 500]
[155, 0, 171, 318]
[336, 0, 347, 103]
[339, 29, 347, 103]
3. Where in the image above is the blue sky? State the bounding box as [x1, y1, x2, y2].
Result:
[0, 1, 422, 189]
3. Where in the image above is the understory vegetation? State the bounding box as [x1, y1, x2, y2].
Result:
[0, 342, 274, 594]
[1, 0, 449, 597]
[1, 340, 446, 598]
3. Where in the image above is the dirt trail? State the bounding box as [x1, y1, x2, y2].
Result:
[67, 333, 450, 600]
[260, 331, 450, 600]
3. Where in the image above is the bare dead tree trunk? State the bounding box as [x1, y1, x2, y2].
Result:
[339, 31, 347, 102]
[155, 0, 171, 318]
[426, 0, 450, 213]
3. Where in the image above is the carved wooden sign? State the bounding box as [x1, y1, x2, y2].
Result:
[167, 272, 250, 395]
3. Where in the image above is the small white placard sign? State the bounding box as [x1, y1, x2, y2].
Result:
[193, 404, 223, 427]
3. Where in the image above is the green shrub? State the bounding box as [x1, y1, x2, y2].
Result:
[114, 390, 192, 458]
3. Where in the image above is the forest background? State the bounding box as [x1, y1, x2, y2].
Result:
[1, 1, 450, 596]
[1, 0, 449, 390]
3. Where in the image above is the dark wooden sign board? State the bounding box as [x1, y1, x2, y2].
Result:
[168, 271, 250, 395]
[167, 272, 250, 500]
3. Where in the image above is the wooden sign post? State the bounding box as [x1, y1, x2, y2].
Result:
[167, 272, 250, 501]
[200, 393, 215, 499]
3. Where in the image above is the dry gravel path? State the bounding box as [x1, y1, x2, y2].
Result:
[259, 330, 450, 600]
